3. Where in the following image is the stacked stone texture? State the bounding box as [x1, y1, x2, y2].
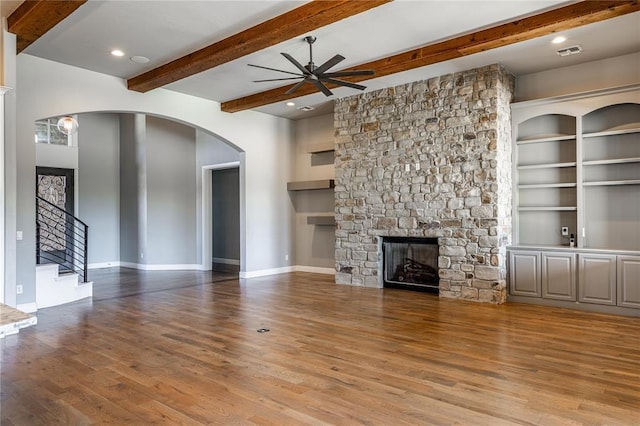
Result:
[334, 64, 515, 303]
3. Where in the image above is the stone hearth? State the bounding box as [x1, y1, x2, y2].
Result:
[334, 64, 514, 303]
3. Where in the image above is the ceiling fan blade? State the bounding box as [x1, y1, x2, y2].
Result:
[314, 54, 345, 75]
[322, 69, 375, 78]
[321, 78, 367, 91]
[281, 53, 311, 75]
[311, 79, 333, 96]
[248, 63, 304, 77]
[285, 80, 307, 95]
[253, 77, 304, 82]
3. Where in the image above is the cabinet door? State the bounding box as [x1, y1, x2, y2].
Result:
[542, 252, 576, 301]
[578, 254, 616, 305]
[617, 256, 640, 309]
[509, 251, 541, 297]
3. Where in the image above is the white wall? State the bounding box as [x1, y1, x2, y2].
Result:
[515, 52, 640, 101]
[11, 54, 294, 307]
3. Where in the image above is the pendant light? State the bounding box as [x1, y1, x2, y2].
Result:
[57, 116, 79, 135]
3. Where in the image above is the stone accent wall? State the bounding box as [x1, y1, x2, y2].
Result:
[334, 64, 515, 303]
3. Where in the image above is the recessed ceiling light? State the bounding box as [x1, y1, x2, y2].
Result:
[286, 101, 296, 107]
[297, 106, 315, 112]
[110, 49, 125, 57]
[552, 36, 567, 44]
[130, 56, 149, 64]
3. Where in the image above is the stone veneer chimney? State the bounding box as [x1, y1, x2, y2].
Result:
[334, 64, 515, 303]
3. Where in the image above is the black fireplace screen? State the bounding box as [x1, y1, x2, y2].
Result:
[383, 237, 439, 291]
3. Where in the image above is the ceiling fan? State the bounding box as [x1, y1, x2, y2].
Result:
[248, 36, 375, 97]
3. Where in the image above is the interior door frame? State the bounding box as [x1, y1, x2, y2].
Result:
[201, 161, 242, 272]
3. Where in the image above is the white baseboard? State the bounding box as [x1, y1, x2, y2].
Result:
[239, 265, 335, 279]
[293, 265, 335, 275]
[89, 262, 334, 276]
[119, 262, 204, 271]
[17, 302, 38, 313]
[212, 257, 240, 266]
[88, 261, 121, 269]
[239, 266, 293, 278]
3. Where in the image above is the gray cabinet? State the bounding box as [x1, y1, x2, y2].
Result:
[578, 254, 617, 306]
[617, 255, 640, 308]
[542, 252, 576, 301]
[509, 251, 541, 297]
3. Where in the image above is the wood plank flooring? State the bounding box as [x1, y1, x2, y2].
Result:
[1, 269, 639, 425]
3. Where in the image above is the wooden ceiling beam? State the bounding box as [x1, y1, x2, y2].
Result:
[7, 0, 87, 54]
[221, 0, 640, 113]
[127, 0, 392, 93]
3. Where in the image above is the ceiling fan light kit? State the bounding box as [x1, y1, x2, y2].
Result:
[249, 35, 374, 97]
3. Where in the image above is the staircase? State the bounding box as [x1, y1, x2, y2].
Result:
[36, 196, 92, 308]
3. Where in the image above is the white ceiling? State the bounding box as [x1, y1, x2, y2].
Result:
[19, 0, 640, 119]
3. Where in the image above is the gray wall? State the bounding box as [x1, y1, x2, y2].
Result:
[78, 113, 120, 264]
[119, 113, 142, 264]
[145, 115, 197, 265]
[292, 113, 335, 269]
[212, 168, 240, 262]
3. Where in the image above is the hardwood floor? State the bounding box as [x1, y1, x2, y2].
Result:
[1, 270, 639, 425]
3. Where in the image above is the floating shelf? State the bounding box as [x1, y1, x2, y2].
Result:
[307, 215, 335, 226]
[287, 179, 335, 191]
[307, 141, 335, 154]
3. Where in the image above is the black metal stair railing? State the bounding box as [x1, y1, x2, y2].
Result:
[36, 196, 89, 283]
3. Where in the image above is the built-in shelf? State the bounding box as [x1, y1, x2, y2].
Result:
[583, 123, 640, 138]
[307, 215, 335, 226]
[287, 179, 335, 191]
[516, 134, 576, 144]
[583, 180, 640, 187]
[518, 206, 577, 211]
[583, 157, 640, 166]
[518, 183, 576, 189]
[518, 162, 576, 170]
[307, 140, 335, 154]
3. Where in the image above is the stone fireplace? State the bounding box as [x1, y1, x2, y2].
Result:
[334, 64, 514, 303]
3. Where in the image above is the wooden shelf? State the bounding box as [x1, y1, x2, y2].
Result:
[287, 179, 335, 191]
[307, 215, 335, 226]
[518, 162, 576, 170]
[516, 134, 575, 145]
[307, 141, 335, 154]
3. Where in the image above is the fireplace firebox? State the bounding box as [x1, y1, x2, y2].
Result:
[382, 237, 439, 293]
